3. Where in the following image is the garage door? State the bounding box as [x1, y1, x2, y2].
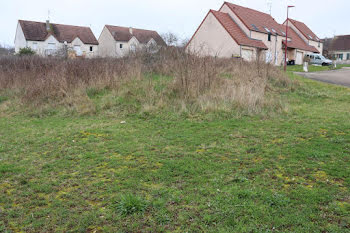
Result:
[296, 52, 303, 65]
[242, 49, 253, 61]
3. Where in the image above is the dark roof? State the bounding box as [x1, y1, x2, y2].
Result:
[287, 19, 320, 42]
[18, 20, 98, 45]
[105, 25, 166, 46]
[325, 35, 350, 51]
[223, 2, 286, 36]
[210, 10, 267, 49]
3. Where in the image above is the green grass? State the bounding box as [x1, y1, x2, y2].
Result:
[1, 74, 350, 232]
[287, 64, 350, 72]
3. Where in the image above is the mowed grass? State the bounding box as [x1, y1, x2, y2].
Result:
[287, 64, 350, 72]
[1, 74, 350, 232]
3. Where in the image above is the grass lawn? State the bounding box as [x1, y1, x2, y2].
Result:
[1, 74, 350, 232]
[287, 64, 350, 73]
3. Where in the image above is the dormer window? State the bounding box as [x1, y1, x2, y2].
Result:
[251, 24, 259, 31]
[264, 27, 270, 33]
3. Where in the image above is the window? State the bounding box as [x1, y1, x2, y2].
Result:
[281, 31, 286, 36]
[90, 46, 93, 52]
[347, 53, 350, 60]
[318, 41, 320, 48]
[130, 44, 136, 52]
[271, 28, 277, 34]
[251, 24, 259, 31]
[337, 54, 343, 60]
[264, 27, 270, 33]
[268, 33, 271, 42]
[120, 44, 123, 49]
[308, 34, 313, 40]
[32, 42, 38, 50]
[48, 43, 56, 50]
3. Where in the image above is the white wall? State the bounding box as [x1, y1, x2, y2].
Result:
[14, 22, 27, 53]
[98, 27, 160, 58]
[187, 12, 241, 58]
[71, 37, 98, 58]
[98, 26, 117, 57]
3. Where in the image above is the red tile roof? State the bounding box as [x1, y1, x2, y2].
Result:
[223, 2, 319, 53]
[105, 25, 166, 46]
[223, 2, 286, 36]
[19, 20, 98, 45]
[283, 27, 319, 53]
[210, 10, 267, 49]
[287, 19, 320, 42]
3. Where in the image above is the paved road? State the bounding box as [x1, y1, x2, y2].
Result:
[296, 68, 350, 88]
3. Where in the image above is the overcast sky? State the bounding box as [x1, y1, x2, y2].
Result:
[1, 0, 349, 46]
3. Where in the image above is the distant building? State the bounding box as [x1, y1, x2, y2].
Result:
[186, 2, 322, 65]
[14, 20, 99, 58]
[323, 35, 350, 61]
[98, 25, 166, 57]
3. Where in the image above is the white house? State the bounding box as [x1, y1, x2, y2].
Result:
[14, 20, 99, 58]
[186, 2, 322, 65]
[98, 25, 166, 57]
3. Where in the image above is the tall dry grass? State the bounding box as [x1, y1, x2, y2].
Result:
[0, 48, 292, 116]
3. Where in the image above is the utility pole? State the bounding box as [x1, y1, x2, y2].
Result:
[284, 5, 295, 72]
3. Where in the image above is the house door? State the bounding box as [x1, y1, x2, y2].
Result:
[296, 52, 303, 65]
[74, 45, 82, 56]
[242, 49, 253, 61]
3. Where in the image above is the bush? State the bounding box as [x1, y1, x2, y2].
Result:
[18, 47, 35, 56]
[0, 48, 292, 116]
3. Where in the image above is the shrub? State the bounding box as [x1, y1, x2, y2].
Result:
[0, 48, 292, 116]
[18, 47, 35, 56]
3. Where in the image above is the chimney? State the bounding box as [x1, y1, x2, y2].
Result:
[46, 20, 50, 32]
[129, 27, 133, 35]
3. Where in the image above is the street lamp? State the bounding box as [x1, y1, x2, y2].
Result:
[284, 5, 295, 72]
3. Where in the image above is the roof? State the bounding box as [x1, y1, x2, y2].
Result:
[325, 35, 350, 51]
[223, 2, 286, 36]
[18, 20, 98, 45]
[105, 25, 166, 46]
[283, 27, 319, 53]
[287, 19, 320, 42]
[222, 2, 319, 53]
[210, 10, 267, 49]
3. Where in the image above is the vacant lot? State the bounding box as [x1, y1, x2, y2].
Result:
[0, 57, 350, 232]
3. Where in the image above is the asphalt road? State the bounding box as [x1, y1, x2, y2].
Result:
[296, 68, 350, 88]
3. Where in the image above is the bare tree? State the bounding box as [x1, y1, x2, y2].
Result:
[161, 32, 179, 46]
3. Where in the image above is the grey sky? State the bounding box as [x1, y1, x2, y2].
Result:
[1, 0, 349, 46]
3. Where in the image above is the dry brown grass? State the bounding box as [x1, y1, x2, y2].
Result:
[0, 48, 293, 116]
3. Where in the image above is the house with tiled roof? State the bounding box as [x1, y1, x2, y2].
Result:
[14, 20, 99, 58]
[98, 25, 166, 57]
[323, 35, 350, 61]
[186, 2, 322, 65]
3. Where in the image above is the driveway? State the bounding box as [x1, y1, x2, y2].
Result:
[296, 68, 350, 88]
